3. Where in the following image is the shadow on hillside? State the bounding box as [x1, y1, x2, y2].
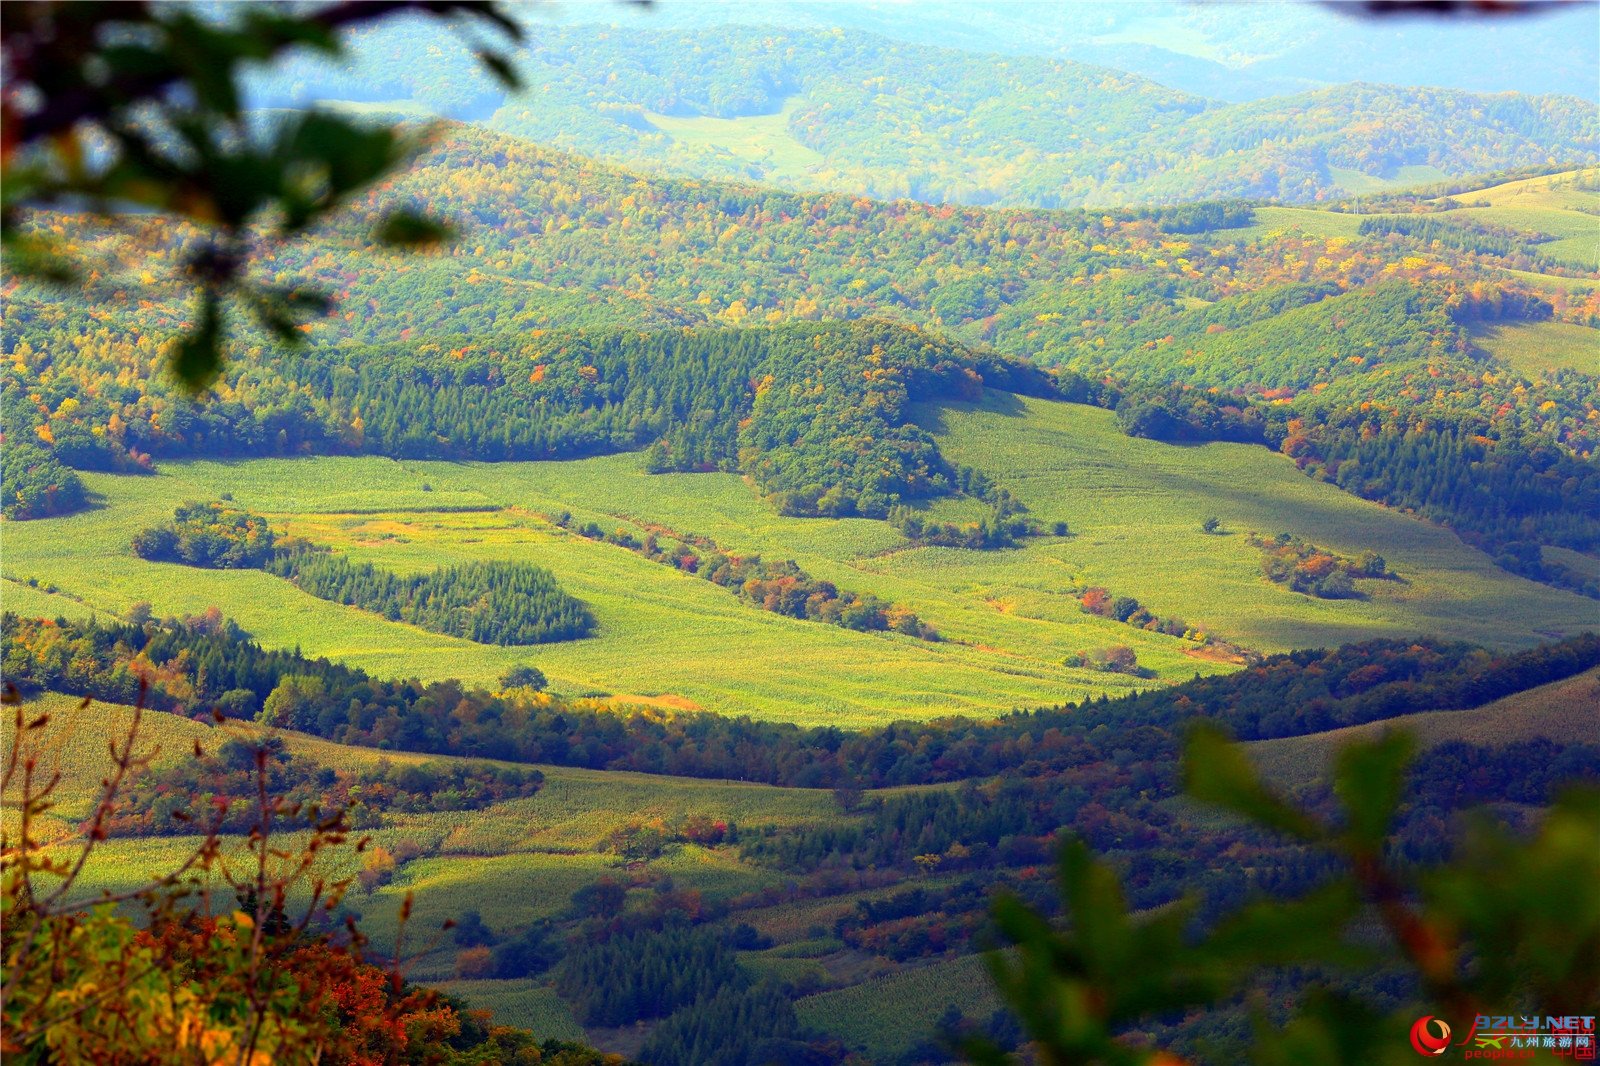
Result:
[913, 389, 1028, 435]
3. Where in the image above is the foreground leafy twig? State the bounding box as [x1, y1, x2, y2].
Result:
[966, 722, 1600, 1065]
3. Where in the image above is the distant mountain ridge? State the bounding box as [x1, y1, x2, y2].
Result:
[253, 24, 1598, 210]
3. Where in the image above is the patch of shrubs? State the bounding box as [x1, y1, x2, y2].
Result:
[1247, 531, 1395, 599]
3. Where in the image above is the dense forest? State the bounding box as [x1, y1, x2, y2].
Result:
[131, 501, 280, 568]
[273, 554, 596, 645]
[1, 442, 87, 520]
[10, 319, 1066, 521]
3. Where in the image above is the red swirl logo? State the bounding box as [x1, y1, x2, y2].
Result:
[1410, 1016, 1452, 1056]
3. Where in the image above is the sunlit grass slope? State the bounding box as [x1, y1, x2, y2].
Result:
[1472, 319, 1599, 376]
[914, 392, 1597, 654]
[1249, 665, 1600, 791]
[644, 97, 825, 182]
[797, 953, 1004, 1058]
[1434, 167, 1600, 270]
[1, 458, 1214, 727]
[1225, 167, 1600, 273]
[432, 981, 587, 1042]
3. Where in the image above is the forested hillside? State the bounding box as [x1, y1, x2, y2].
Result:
[5, 131, 1596, 591]
[252, 2, 1600, 107]
[253, 25, 1600, 208]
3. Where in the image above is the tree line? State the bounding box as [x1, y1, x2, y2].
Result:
[102, 734, 543, 837]
[6, 611, 1594, 791]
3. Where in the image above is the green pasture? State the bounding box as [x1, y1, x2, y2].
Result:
[0, 454, 1206, 727]
[914, 392, 1597, 654]
[1249, 665, 1600, 792]
[645, 97, 825, 182]
[1221, 205, 1362, 241]
[433, 980, 588, 1042]
[1326, 163, 1452, 195]
[1218, 167, 1600, 273]
[5, 387, 1593, 724]
[1472, 319, 1598, 376]
[4, 696, 857, 852]
[797, 953, 1005, 1058]
[1433, 166, 1600, 269]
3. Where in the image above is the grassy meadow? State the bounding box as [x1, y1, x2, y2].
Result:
[431, 981, 588, 1042]
[644, 96, 825, 183]
[915, 392, 1596, 654]
[1224, 167, 1600, 276]
[1471, 319, 1599, 375]
[4, 389, 1593, 725]
[1248, 665, 1600, 791]
[1433, 167, 1600, 270]
[796, 953, 1004, 1058]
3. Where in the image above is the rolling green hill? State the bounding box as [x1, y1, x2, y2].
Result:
[1433, 167, 1600, 269]
[487, 31, 1597, 209]
[5, 389, 1592, 725]
[0, 693, 875, 1036]
[8, 20, 1600, 1064]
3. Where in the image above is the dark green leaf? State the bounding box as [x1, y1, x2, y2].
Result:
[169, 288, 224, 393]
[1332, 731, 1413, 851]
[1206, 881, 1368, 969]
[1250, 991, 1403, 1066]
[1184, 722, 1322, 841]
[476, 50, 523, 90]
[373, 210, 455, 249]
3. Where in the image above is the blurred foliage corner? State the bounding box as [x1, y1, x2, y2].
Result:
[0, 0, 525, 391]
[966, 724, 1600, 1065]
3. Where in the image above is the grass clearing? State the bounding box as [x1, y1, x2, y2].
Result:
[1, 456, 1206, 726]
[1217, 168, 1600, 272]
[914, 392, 1597, 655]
[1433, 167, 1600, 269]
[1472, 320, 1598, 375]
[797, 953, 1003, 1057]
[645, 97, 824, 181]
[1327, 163, 1451, 195]
[1249, 666, 1600, 791]
[434, 980, 588, 1042]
